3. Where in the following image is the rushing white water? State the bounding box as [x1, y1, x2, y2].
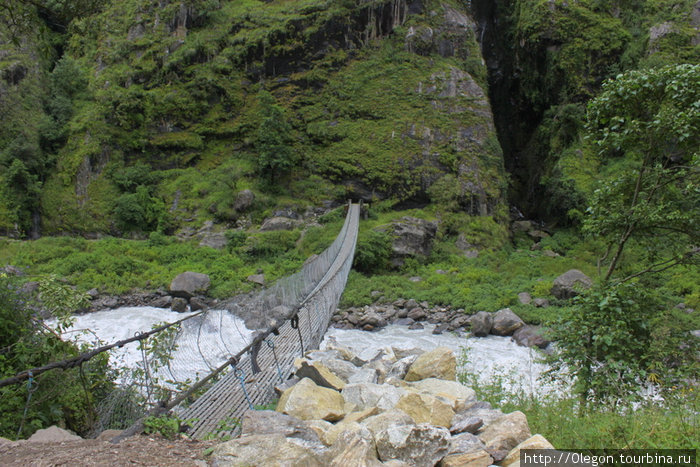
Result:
[55, 307, 255, 383]
[56, 307, 559, 396]
[322, 323, 560, 397]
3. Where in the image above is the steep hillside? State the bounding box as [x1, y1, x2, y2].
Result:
[1, 0, 506, 237]
[473, 0, 700, 220]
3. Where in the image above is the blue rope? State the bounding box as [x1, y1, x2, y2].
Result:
[232, 364, 253, 410]
[17, 371, 37, 438]
[265, 339, 284, 383]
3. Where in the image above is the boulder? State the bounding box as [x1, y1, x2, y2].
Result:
[319, 358, 361, 382]
[408, 378, 476, 411]
[247, 274, 265, 286]
[440, 450, 493, 467]
[387, 355, 418, 381]
[375, 424, 451, 467]
[381, 217, 438, 267]
[469, 311, 492, 337]
[151, 295, 172, 308]
[277, 378, 346, 422]
[210, 433, 324, 466]
[447, 432, 486, 456]
[233, 189, 255, 212]
[322, 421, 365, 447]
[477, 411, 531, 461]
[450, 414, 483, 434]
[296, 360, 346, 391]
[512, 325, 550, 349]
[362, 410, 415, 438]
[171, 297, 188, 313]
[551, 269, 592, 299]
[199, 232, 227, 250]
[491, 308, 525, 336]
[405, 347, 457, 381]
[348, 368, 380, 384]
[501, 434, 555, 467]
[261, 216, 298, 231]
[407, 307, 427, 321]
[517, 292, 532, 305]
[27, 426, 82, 443]
[395, 392, 455, 428]
[341, 382, 406, 411]
[460, 402, 504, 427]
[533, 298, 550, 308]
[189, 296, 207, 311]
[169, 271, 210, 298]
[240, 410, 322, 450]
[328, 427, 383, 467]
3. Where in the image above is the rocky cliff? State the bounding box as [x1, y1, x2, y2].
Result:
[0, 0, 507, 237]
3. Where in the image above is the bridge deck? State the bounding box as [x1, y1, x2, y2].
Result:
[179, 204, 360, 438]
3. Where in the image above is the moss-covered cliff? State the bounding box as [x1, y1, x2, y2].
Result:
[473, 0, 699, 221]
[1, 0, 507, 237]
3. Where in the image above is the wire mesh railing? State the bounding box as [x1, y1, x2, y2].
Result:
[0, 202, 360, 441]
[100, 201, 360, 440]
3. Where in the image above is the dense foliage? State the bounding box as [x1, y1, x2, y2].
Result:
[0, 274, 115, 439]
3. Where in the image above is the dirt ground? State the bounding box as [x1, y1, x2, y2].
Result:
[0, 434, 217, 466]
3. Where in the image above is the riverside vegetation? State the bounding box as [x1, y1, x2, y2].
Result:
[0, 0, 698, 454]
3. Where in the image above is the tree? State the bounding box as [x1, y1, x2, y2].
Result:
[548, 65, 699, 405]
[0, 274, 114, 439]
[584, 64, 699, 283]
[254, 90, 297, 185]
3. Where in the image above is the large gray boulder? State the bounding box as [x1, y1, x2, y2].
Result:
[551, 269, 592, 299]
[261, 216, 298, 231]
[375, 424, 451, 466]
[477, 411, 531, 462]
[342, 382, 406, 411]
[210, 433, 325, 466]
[380, 217, 438, 268]
[169, 271, 210, 298]
[240, 410, 323, 450]
[491, 308, 525, 336]
[233, 189, 255, 211]
[199, 232, 227, 250]
[469, 311, 492, 337]
[512, 325, 550, 349]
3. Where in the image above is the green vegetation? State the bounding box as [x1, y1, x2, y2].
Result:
[1, 0, 698, 449]
[0, 273, 115, 439]
[459, 358, 699, 450]
[143, 414, 192, 440]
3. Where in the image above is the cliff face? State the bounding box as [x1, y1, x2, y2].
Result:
[0, 0, 507, 236]
[471, 0, 699, 221]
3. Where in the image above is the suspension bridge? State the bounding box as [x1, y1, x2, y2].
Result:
[176, 201, 361, 438]
[0, 201, 361, 441]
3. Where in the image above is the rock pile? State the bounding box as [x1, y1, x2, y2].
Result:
[210, 345, 553, 466]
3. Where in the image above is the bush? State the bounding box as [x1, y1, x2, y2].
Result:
[352, 229, 392, 274]
[0, 274, 115, 439]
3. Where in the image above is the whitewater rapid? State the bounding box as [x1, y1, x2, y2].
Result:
[57, 306, 558, 396]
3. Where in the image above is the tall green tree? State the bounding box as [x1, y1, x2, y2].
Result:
[254, 90, 297, 185]
[549, 64, 699, 405]
[585, 64, 699, 282]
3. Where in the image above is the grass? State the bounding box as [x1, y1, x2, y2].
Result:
[458, 347, 699, 450]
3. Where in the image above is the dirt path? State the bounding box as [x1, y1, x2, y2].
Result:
[0, 434, 217, 466]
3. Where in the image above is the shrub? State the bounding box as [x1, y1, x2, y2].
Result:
[352, 229, 392, 274]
